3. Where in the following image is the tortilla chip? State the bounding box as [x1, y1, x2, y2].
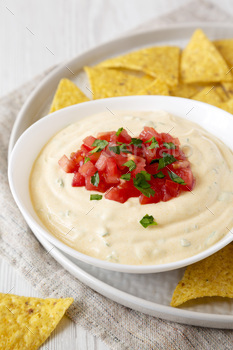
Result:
[137, 78, 169, 96]
[50, 78, 89, 113]
[171, 244, 233, 307]
[169, 83, 202, 99]
[220, 98, 233, 114]
[222, 82, 233, 99]
[181, 29, 233, 83]
[192, 85, 226, 107]
[84, 66, 154, 99]
[0, 293, 73, 349]
[96, 46, 180, 86]
[214, 39, 233, 74]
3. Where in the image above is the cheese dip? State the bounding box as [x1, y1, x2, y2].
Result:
[30, 111, 233, 265]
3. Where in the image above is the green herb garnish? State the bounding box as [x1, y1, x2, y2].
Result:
[130, 138, 143, 148]
[91, 171, 100, 187]
[120, 173, 131, 181]
[109, 145, 120, 154]
[119, 143, 132, 154]
[116, 127, 123, 136]
[133, 172, 155, 198]
[90, 194, 102, 200]
[90, 139, 108, 154]
[158, 152, 177, 170]
[140, 214, 158, 228]
[84, 157, 90, 164]
[150, 159, 160, 164]
[153, 171, 165, 179]
[145, 137, 159, 149]
[163, 142, 176, 149]
[168, 171, 186, 185]
[123, 160, 136, 171]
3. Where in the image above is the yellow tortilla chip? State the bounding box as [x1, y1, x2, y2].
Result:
[84, 66, 154, 99]
[171, 244, 233, 307]
[214, 39, 233, 74]
[181, 29, 232, 83]
[220, 98, 233, 114]
[0, 293, 73, 349]
[50, 78, 89, 113]
[137, 78, 169, 96]
[192, 85, 226, 107]
[96, 46, 180, 86]
[169, 83, 202, 99]
[222, 82, 233, 99]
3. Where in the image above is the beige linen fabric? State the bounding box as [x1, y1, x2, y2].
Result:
[1, 1, 233, 349]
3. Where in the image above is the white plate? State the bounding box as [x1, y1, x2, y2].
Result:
[8, 23, 233, 327]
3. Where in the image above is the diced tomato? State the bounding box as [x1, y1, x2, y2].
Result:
[70, 150, 84, 165]
[95, 152, 109, 171]
[58, 155, 78, 173]
[79, 161, 97, 176]
[165, 180, 180, 197]
[81, 144, 91, 155]
[83, 135, 96, 149]
[88, 151, 101, 164]
[105, 158, 120, 184]
[72, 172, 85, 187]
[97, 131, 115, 142]
[59, 125, 195, 205]
[139, 126, 161, 143]
[85, 175, 108, 193]
[175, 168, 195, 191]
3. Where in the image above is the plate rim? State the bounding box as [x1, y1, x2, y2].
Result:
[8, 22, 233, 328]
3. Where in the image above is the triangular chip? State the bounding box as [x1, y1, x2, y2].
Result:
[169, 83, 202, 99]
[192, 85, 226, 108]
[96, 46, 180, 86]
[181, 29, 232, 83]
[222, 82, 233, 99]
[50, 78, 89, 113]
[84, 66, 154, 99]
[220, 98, 233, 114]
[0, 293, 73, 349]
[171, 244, 233, 307]
[137, 78, 169, 96]
[214, 39, 233, 73]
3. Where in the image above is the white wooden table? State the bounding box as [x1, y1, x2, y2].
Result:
[1, 0, 232, 348]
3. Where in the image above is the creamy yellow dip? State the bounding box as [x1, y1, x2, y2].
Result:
[30, 111, 233, 265]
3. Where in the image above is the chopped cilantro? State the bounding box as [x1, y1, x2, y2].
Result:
[130, 138, 143, 148]
[140, 214, 158, 228]
[145, 137, 159, 149]
[109, 145, 120, 154]
[116, 127, 123, 136]
[150, 159, 160, 164]
[90, 139, 108, 154]
[133, 172, 155, 198]
[168, 171, 186, 185]
[123, 160, 136, 171]
[90, 194, 102, 200]
[153, 171, 165, 179]
[140, 170, 151, 181]
[163, 142, 176, 149]
[84, 157, 90, 164]
[158, 152, 177, 170]
[91, 171, 100, 187]
[120, 173, 131, 181]
[119, 143, 132, 154]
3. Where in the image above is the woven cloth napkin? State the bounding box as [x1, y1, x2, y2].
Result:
[1, 1, 233, 349]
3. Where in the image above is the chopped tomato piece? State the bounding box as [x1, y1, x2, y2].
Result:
[72, 172, 85, 187]
[79, 161, 96, 176]
[58, 155, 77, 173]
[58, 126, 195, 205]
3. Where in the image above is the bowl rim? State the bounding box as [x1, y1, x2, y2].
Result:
[8, 95, 233, 273]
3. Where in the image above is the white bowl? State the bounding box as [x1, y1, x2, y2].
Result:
[8, 96, 233, 273]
